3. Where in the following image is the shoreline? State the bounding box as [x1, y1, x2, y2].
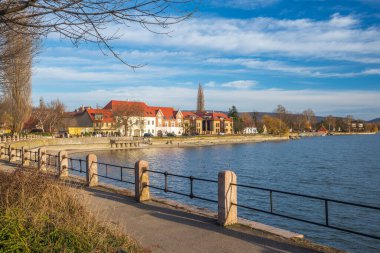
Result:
[57, 135, 290, 154]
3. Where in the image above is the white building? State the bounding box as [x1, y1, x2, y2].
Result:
[243, 127, 258, 134]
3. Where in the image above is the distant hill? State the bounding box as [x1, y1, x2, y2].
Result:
[369, 118, 380, 123]
[239, 112, 325, 122]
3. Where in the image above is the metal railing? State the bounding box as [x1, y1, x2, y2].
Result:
[0, 147, 378, 241]
[146, 169, 218, 204]
[92, 161, 135, 185]
[68, 157, 86, 174]
[232, 182, 380, 240]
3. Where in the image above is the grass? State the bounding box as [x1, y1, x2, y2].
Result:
[0, 169, 145, 253]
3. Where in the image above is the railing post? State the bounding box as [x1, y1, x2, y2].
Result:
[58, 151, 68, 178]
[86, 154, 98, 187]
[0, 144, 5, 159]
[21, 147, 30, 167]
[38, 148, 47, 171]
[135, 160, 150, 202]
[8, 146, 16, 162]
[218, 170, 238, 226]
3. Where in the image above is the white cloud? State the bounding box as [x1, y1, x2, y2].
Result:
[221, 80, 258, 89]
[106, 14, 380, 62]
[207, 58, 380, 77]
[209, 0, 279, 10]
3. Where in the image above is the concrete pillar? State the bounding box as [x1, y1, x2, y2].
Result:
[38, 148, 47, 171]
[86, 154, 98, 187]
[135, 160, 150, 202]
[0, 144, 5, 159]
[8, 146, 16, 162]
[58, 151, 69, 178]
[21, 147, 30, 167]
[218, 170, 238, 226]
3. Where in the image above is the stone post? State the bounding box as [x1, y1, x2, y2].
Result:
[38, 148, 47, 171]
[0, 144, 5, 159]
[218, 170, 237, 226]
[135, 160, 150, 202]
[86, 154, 98, 187]
[21, 147, 30, 167]
[58, 151, 68, 178]
[8, 146, 16, 162]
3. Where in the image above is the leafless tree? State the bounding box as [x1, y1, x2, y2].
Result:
[0, 28, 36, 134]
[113, 103, 145, 136]
[0, 0, 197, 68]
[325, 115, 336, 131]
[302, 108, 317, 131]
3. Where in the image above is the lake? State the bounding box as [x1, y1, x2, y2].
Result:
[72, 134, 380, 252]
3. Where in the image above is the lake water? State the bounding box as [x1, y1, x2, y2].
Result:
[72, 134, 380, 252]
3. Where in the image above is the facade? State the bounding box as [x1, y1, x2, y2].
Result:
[87, 109, 117, 135]
[62, 100, 234, 137]
[183, 112, 203, 135]
[153, 107, 183, 136]
[197, 111, 234, 135]
[243, 127, 258, 134]
[183, 111, 234, 135]
[351, 120, 365, 132]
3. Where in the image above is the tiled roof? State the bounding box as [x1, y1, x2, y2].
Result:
[104, 100, 156, 117]
[182, 111, 202, 119]
[196, 111, 233, 121]
[150, 106, 177, 119]
[86, 109, 114, 122]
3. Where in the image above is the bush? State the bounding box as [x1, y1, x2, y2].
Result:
[0, 170, 144, 253]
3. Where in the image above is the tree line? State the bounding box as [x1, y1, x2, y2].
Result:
[228, 105, 379, 135]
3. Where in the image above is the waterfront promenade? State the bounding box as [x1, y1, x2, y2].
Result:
[0, 161, 340, 253]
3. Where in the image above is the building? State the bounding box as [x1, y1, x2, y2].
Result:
[62, 107, 117, 136]
[152, 107, 183, 136]
[195, 111, 233, 135]
[243, 127, 258, 134]
[351, 120, 365, 132]
[104, 100, 183, 136]
[104, 100, 156, 136]
[183, 111, 203, 135]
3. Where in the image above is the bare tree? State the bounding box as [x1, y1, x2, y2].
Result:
[241, 112, 254, 128]
[113, 103, 145, 136]
[325, 115, 336, 132]
[0, 0, 197, 68]
[302, 108, 317, 131]
[344, 115, 353, 132]
[32, 97, 50, 132]
[46, 99, 66, 133]
[0, 28, 36, 134]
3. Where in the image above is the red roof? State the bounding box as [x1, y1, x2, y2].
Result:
[196, 111, 232, 121]
[318, 126, 328, 133]
[182, 111, 202, 119]
[150, 106, 178, 119]
[86, 109, 114, 122]
[103, 100, 156, 117]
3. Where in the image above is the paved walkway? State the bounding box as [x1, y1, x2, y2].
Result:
[0, 162, 327, 253]
[74, 186, 324, 253]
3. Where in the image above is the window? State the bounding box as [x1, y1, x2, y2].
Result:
[152, 130, 154, 133]
[171, 122, 175, 127]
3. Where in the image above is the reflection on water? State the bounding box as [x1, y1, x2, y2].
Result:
[72, 134, 380, 253]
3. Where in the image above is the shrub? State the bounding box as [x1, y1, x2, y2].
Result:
[0, 170, 144, 253]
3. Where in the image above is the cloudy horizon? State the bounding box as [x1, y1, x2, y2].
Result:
[32, 0, 380, 120]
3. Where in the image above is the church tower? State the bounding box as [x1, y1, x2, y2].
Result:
[196, 83, 205, 112]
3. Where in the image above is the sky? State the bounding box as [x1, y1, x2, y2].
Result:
[32, 0, 380, 120]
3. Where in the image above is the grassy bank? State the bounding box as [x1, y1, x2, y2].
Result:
[0, 170, 145, 252]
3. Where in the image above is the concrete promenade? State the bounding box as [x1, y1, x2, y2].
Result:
[74, 186, 329, 253]
[0, 161, 338, 253]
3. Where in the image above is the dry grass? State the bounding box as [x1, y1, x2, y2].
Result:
[0, 169, 145, 252]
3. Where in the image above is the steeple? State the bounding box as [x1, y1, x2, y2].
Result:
[196, 83, 205, 112]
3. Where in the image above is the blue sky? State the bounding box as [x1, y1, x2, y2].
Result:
[32, 0, 380, 120]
